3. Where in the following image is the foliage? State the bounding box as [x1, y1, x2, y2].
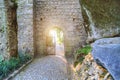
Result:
[48, 28, 63, 45]
[57, 31, 63, 44]
[76, 45, 92, 55]
[0, 60, 10, 77]
[55, 28, 63, 44]
[19, 54, 32, 64]
[0, 54, 31, 80]
[0, 55, 4, 62]
[74, 45, 92, 67]
[8, 57, 20, 70]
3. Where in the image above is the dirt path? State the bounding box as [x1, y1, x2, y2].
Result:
[12, 55, 69, 80]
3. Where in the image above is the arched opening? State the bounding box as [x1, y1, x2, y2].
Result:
[46, 27, 65, 57]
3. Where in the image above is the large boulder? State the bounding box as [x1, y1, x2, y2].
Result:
[91, 37, 120, 80]
[80, 0, 120, 40]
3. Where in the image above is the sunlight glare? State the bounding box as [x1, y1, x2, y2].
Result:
[49, 30, 56, 37]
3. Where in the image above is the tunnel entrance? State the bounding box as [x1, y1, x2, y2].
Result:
[46, 27, 65, 57]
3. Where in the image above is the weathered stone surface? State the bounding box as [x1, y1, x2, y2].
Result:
[80, 0, 120, 40]
[34, 0, 87, 57]
[0, 0, 8, 58]
[0, 0, 87, 60]
[0, 0, 34, 58]
[76, 54, 114, 80]
[4, 0, 18, 57]
[92, 37, 120, 80]
[17, 0, 34, 56]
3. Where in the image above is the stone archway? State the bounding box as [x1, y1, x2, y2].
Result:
[46, 27, 65, 56]
[33, 0, 87, 59]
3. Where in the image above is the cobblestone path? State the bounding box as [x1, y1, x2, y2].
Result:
[12, 55, 69, 80]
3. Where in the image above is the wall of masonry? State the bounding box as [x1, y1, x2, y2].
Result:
[17, 0, 34, 56]
[34, 0, 87, 57]
[0, 0, 8, 58]
[0, 0, 87, 59]
[0, 0, 34, 58]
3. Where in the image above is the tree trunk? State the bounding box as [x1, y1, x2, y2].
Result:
[4, 0, 18, 57]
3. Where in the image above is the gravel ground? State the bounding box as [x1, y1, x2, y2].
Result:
[12, 55, 69, 80]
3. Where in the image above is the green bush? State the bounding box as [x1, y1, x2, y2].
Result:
[0, 55, 4, 62]
[19, 54, 32, 64]
[8, 57, 20, 70]
[0, 54, 32, 80]
[0, 60, 10, 76]
[74, 45, 92, 67]
[76, 45, 92, 55]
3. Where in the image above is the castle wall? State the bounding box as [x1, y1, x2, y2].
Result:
[34, 0, 87, 57]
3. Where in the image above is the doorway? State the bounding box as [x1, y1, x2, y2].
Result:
[46, 27, 65, 57]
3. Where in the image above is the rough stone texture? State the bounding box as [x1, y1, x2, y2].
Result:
[4, 0, 18, 57]
[0, 0, 8, 58]
[0, 0, 87, 60]
[92, 37, 120, 80]
[12, 56, 69, 80]
[34, 0, 87, 57]
[76, 54, 114, 80]
[0, 0, 34, 58]
[17, 0, 34, 56]
[80, 0, 120, 40]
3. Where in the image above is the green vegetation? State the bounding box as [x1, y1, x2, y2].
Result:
[0, 55, 4, 62]
[76, 45, 92, 55]
[0, 54, 32, 80]
[48, 28, 63, 46]
[74, 45, 92, 67]
[54, 28, 63, 44]
[19, 54, 32, 64]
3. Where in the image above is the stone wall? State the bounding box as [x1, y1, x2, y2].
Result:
[0, 0, 87, 59]
[0, 0, 8, 58]
[0, 0, 34, 58]
[17, 0, 34, 56]
[34, 0, 87, 57]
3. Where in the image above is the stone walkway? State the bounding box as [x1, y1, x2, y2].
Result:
[12, 55, 69, 80]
